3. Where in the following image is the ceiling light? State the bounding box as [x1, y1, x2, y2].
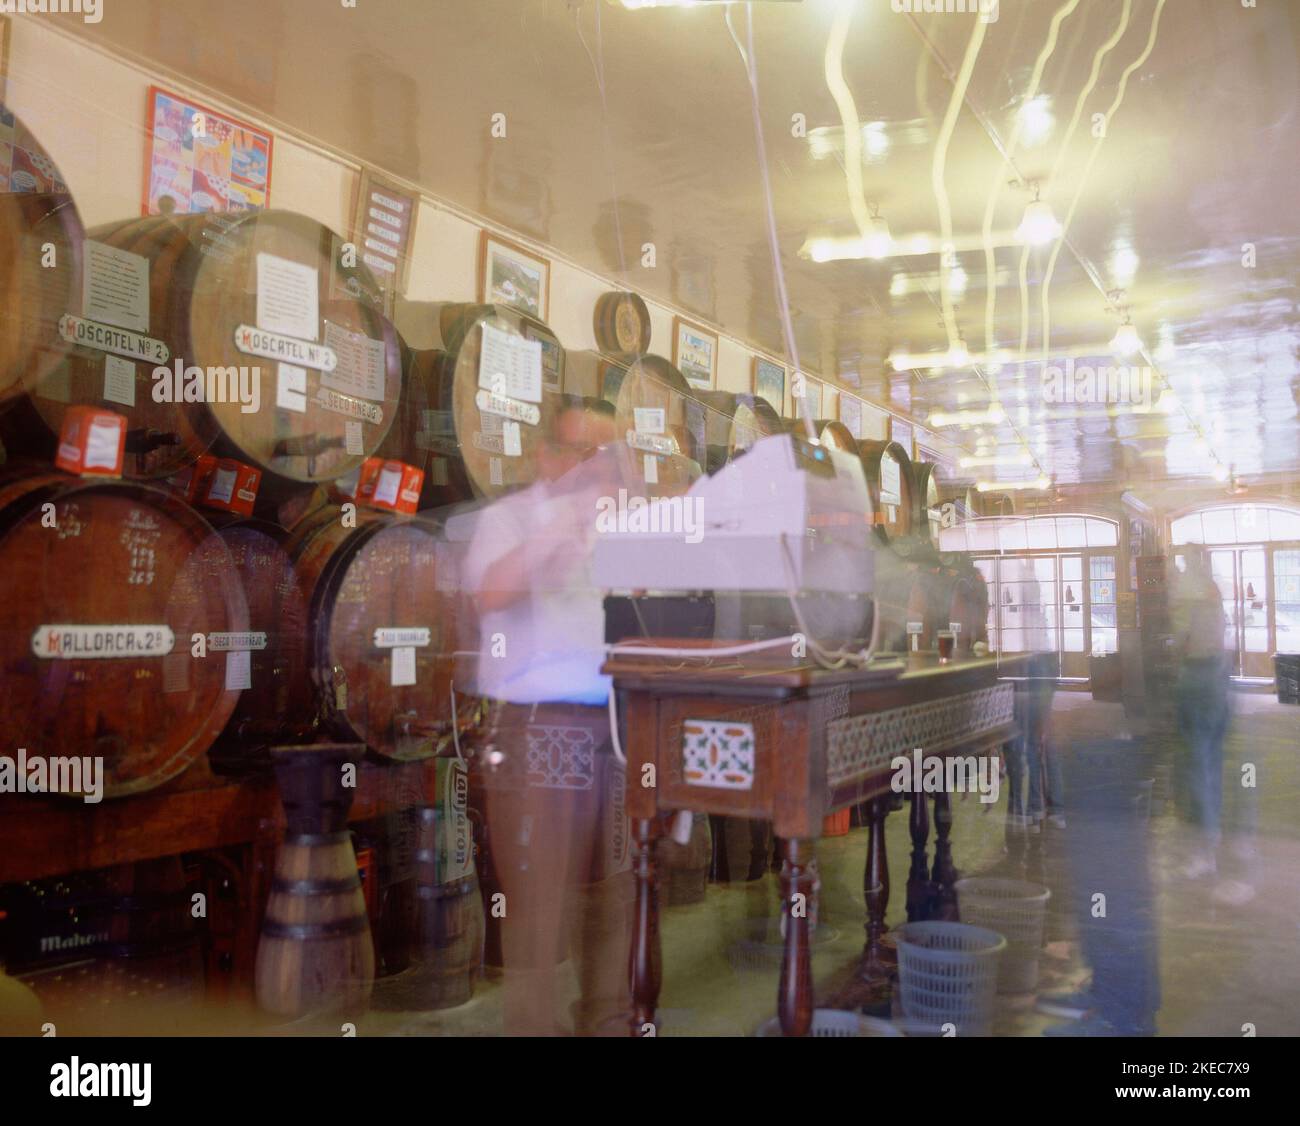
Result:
[864, 121, 890, 160]
[1016, 198, 1061, 246]
[947, 262, 968, 299]
[1017, 96, 1054, 146]
[959, 451, 1033, 468]
[889, 273, 909, 299]
[1110, 241, 1140, 288]
[946, 339, 970, 367]
[1212, 462, 1229, 483]
[864, 213, 892, 259]
[975, 477, 1052, 493]
[1110, 320, 1143, 357]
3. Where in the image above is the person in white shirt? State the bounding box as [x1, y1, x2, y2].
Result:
[464, 397, 634, 1036]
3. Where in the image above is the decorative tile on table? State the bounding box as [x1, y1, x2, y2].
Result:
[682, 719, 755, 791]
[525, 724, 597, 790]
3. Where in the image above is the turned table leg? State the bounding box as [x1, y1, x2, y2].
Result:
[931, 789, 959, 920]
[861, 795, 891, 979]
[629, 816, 662, 1036]
[906, 789, 932, 922]
[777, 837, 815, 1037]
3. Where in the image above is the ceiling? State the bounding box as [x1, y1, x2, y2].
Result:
[56, 0, 1300, 501]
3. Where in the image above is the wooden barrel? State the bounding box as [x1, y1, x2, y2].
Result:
[0, 472, 245, 797]
[204, 517, 312, 770]
[695, 391, 782, 472]
[97, 857, 204, 1006]
[593, 290, 651, 355]
[424, 303, 564, 500]
[856, 439, 916, 543]
[256, 743, 374, 1021]
[910, 460, 945, 547]
[0, 104, 85, 409]
[409, 799, 484, 1009]
[24, 210, 400, 484]
[604, 353, 703, 496]
[936, 551, 990, 651]
[283, 506, 462, 761]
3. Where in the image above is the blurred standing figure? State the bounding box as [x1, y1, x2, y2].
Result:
[1170, 550, 1230, 877]
[464, 399, 633, 1036]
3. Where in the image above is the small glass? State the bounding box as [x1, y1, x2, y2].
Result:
[937, 631, 956, 663]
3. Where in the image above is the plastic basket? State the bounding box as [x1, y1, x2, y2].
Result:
[895, 921, 1005, 1036]
[954, 877, 1051, 994]
[756, 1009, 904, 1037]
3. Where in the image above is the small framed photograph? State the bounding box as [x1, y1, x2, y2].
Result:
[673, 317, 718, 391]
[794, 375, 822, 420]
[753, 357, 785, 411]
[479, 231, 550, 321]
[839, 394, 863, 439]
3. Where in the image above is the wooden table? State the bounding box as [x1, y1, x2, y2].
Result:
[604, 649, 1021, 1037]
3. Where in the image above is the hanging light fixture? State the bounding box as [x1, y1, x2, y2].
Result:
[864, 209, 892, 260]
[1016, 185, 1061, 246]
[1110, 317, 1143, 357]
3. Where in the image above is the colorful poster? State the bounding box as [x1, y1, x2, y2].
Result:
[0, 106, 70, 194]
[142, 86, 273, 216]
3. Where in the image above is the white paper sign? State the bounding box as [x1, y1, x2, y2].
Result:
[323, 321, 386, 401]
[277, 363, 307, 413]
[85, 419, 121, 470]
[634, 408, 665, 435]
[644, 454, 659, 485]
[256, 253, 320, 341]
[880, 454, 902, 506]
[224, 649, 252, 691]
[502, 419, 522, 458]
[83, 240, 150, 333]
[207, 467, 237, 505]
[489, 457, 503, 487]
[374, 465, 402, 506]
[102, 355, 136, 408]
[373, 627, 431, 648]
[478, 321, 543, 404]
[345, 419, 364, 456]
[391, 646, 416, 687]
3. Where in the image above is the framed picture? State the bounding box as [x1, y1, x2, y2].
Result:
[890, 417, 914, 457]
[479, 231, 550, 321]
[753, 357, 785, 412]
[142, 86, 273, 216]
[839, 394, 863, 439]
[351, 169, 419, 317]
[673, 317, 717, 391]
[524, 322, 565, 394]
[794, 376, 822, 420]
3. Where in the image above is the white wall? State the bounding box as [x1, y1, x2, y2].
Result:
[5, 18, 958, 452]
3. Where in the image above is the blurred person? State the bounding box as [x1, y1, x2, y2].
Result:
[1041, 735, 1160, 1036]
[464, 397, 635, 1036]
[1170, 549, 1231, 880]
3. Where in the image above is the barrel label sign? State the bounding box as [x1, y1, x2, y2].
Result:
[373, 627, 431, 648]
[234, 324, 338, 373]
[475, 388, 540, 427]
[625, 430, 675, 456]
[58, 314, 170, 365]
[207, 631, 269, 652]
[32, 625, 175, 660]
[314, 386, 383, 425]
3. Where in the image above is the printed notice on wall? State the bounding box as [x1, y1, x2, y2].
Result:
[880, 455, 902, 507]
[345, 419, 364, 456]
[256, 253, 319, 342]
[225, 649, 252, 692]
[102, 355, 136, 408]
[83, 241, 150, 333]
[390, 646, 416, 687]
[478, 321, 542, 404]
[634, 408, 665, 435]
[502, 419, 522, 458]
[277, 363, 308, 413]
[85, 418, 122, 471]
[323, 321, 386, 401]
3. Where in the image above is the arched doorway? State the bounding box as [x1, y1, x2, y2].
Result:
[1170, 503, 1300, 681]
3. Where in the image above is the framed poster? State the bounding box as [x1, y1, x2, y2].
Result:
[479, 231, 550, 321]
[794, 376, 822, 420]
[890, 417, 914, 457]
[753, 357, 785, 412]
[673, 317, 717, 391]
[351, 169, 418, 317]
[524, 322, 565, 393]
[143, 86, 273, 215]
[839, 394, 863, 439]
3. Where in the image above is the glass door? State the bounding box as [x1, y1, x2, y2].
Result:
[1275, 549, 1300, 656]
[1210, 548, 1273, 679]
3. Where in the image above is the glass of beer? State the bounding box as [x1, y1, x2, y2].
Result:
[937, 630, 956, 663]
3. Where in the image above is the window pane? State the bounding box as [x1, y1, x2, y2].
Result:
[1061, 556, 1083, 581]
[1090, 605, 1116, 628]
[1276, 603, 1300, 654]
[1091, 628, 1117, 656]
[1268, 508, 1300, 540]
[1058, 518, 1086, 547]
[1026, 520, 1056, 549]
[1202, 509, 1236, 544]
[1086, 519, 1118, 547]
[1089, 555, 1116, 580]
[1033, 557, 1056, 581]
[1063, 628, 1085, 653]
[968, 522, 998, 552]
[1090, 580, 1116, 605]
[1170, 513, 1202, 545]
[999, 522, 1028, 551]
